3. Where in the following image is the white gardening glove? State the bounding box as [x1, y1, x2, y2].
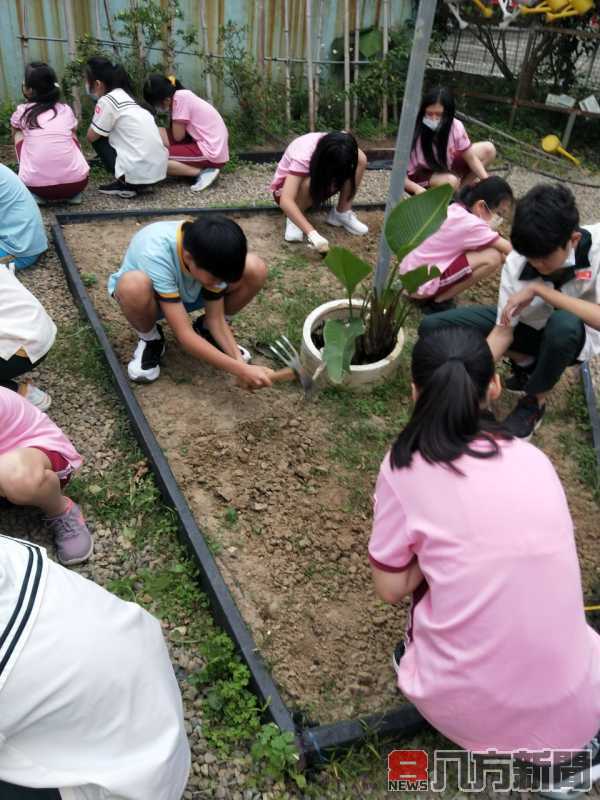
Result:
[307, 229, 330, 254]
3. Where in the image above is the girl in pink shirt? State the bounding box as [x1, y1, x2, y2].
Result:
[405, 87, 495, 195]
[270, 131, 369, 254]
[369, 326, 600, 787]
[400, 176, 513, 309]
[0, 386, 93, 567]
[143, 74, 229, 193]
[11, 62, 89, 203]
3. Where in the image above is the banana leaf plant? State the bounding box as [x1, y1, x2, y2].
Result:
[321, 184, 453, 383]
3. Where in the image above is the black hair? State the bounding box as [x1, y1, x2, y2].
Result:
[21, 62, 60, 129]
[85, 57, 134, 95]
[411, 86, 455, 172]
[391, 327, 511, 471]
[456, 175, 513, 212]
[143, 74, 185, 107]
[182, 215, 247, 282]
[510, 183, 579, 258]
[308, 131, 358, 209]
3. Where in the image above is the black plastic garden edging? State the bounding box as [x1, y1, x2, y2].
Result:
[581, 362, 600, 471]
[237, 147, 395, 171]
[51, 204, 426, 765]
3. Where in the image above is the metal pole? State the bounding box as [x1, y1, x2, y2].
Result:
[306, 0, 315, 131]
[374, 0, 436, 292]
[343, 0, 351, 130]
[382, 0, 389, 128]
[63, 0, 82, 118]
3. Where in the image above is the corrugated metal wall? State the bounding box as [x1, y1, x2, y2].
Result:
[0, 1, 412, 103]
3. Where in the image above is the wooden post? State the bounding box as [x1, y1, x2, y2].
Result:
[283, 0, 291, 124]
[314, 0, 325, 119]
[306, 0, 315, 132]
[343, 0, 351, 130]
[94, 0, 102, 40]
[200, 0, 213, 103]
[382, 0, 389, 128]
[63, 0, 82, 118]
[257, 0, 265, 71]
[352, 0, 360, 125]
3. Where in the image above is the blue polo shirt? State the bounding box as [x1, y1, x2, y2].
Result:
[0, 164, 47, 258]
[108, 220, 227, 304]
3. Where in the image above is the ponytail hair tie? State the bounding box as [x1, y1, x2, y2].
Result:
[167, 75, 177, 86]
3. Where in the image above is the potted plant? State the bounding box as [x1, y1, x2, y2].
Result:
[301, 184, 453, 387]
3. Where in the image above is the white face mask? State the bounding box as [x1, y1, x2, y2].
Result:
[422, 115, 441, 131]
[564, 245, 576, 267]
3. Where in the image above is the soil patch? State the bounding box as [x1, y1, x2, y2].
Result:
[63, 207, 600, 724]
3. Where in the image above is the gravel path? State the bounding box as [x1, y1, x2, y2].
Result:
[2, 159, 600, 798]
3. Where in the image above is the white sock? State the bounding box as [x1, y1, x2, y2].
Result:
[136, 325, 160, 342]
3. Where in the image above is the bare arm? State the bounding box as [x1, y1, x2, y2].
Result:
[493, 236, 512, 256]
[279, 174, 314, 235]
[404, 176, 426, 195]
[371, 558, 425, 604]
[170, 120, 187, 143]
[462, 145, 488, 180]
[501, 282, 600, 330]
[487, 324, 514, 361]
[86, 128, 101, 143]
[203, 298, 243, 362]
[160, 301, 273, 389]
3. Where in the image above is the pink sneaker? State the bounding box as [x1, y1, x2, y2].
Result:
[46, 498, 94, 566]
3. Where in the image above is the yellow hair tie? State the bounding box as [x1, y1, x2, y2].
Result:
[167, 75, 177, 86]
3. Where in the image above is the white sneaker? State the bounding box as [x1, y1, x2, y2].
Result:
[284, 218, 304, 242]
[19, 382, 51, 411]
[191, 168, 220, 192]
[127, 327, 165, 383]
[326, 207, 369, 235]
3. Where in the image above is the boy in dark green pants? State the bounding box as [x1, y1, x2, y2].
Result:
[420, 184, 600, 439]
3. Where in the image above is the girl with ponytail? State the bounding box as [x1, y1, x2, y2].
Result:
[143, 74, 229, 193]
[399, 175, 514, 312]
[10, 62, 89, 203]
[84, 57, 167, 198]
[369, 326, 600, 766]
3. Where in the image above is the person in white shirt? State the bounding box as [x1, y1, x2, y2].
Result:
[0, 263, 56, 410]
[419, 184, 600, 440]
[0, 534, 190, 800]
[85, 57, 168, 199]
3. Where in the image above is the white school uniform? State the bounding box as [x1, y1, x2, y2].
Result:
[90, 88, 168, 185]
[497, 223, 600, 361]
[0, 535, 190, 799]
[0, 265, 56, 363]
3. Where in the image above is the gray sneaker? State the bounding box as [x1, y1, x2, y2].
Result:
[46, 499, 93, 566]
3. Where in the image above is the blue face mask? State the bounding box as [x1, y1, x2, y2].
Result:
[86, 86, 98, 101]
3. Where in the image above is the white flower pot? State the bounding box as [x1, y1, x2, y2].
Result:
[301, 299, 405, 388]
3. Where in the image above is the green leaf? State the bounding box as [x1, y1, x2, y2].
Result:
[399, 263, 441, 295]
[323, 318, 365, 384]
[359, 28, 382, 58]
[384, 184, 453, 261]
[324, 247, 372, 298]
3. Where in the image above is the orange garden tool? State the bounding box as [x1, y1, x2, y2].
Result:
[541, 134, 581, 167]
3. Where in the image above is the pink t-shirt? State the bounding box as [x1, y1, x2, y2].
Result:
[270, 132, 326, 195]
[407, 118, 471, 183]
[171, 90, 229, 165]
[0, 387, 82, 470]
[369, 440, 600, 753]
[10, 103, 90, 188]
[399, 203, 499, 298]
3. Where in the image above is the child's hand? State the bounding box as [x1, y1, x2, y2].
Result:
[236, 365, 274, 391]
[307, 230, 329, 254]
[500, 285, 537, 326]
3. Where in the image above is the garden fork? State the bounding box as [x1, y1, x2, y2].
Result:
[268, 335, 316, 398]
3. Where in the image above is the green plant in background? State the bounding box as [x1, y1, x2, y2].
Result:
[321, 184, 452, 383]
[250, 723, 306, 789]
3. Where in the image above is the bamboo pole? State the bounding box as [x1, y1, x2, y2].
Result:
[382, 0, 389, 128]
[17, 0, 29, 68]
[352, 0, 360, 125]
[257, 0, 265, 71]
[164, 4, 174, 73]
[314, 0, 325, 119]
[283, 0, 291, 124]
[306, 0, 315, 132]
[103, 0, 121, 57]
[63, 0, 82, 118]
[343, 0, 351, 130]
[200, 0, 213, 103]
[94, 0, 102, 40]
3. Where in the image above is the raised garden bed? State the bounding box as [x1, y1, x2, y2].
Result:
[52, 202, 600, 759]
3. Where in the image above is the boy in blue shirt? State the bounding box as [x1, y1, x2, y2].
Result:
[0, 163, 47, 269]
[108, 214, 273, 390]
